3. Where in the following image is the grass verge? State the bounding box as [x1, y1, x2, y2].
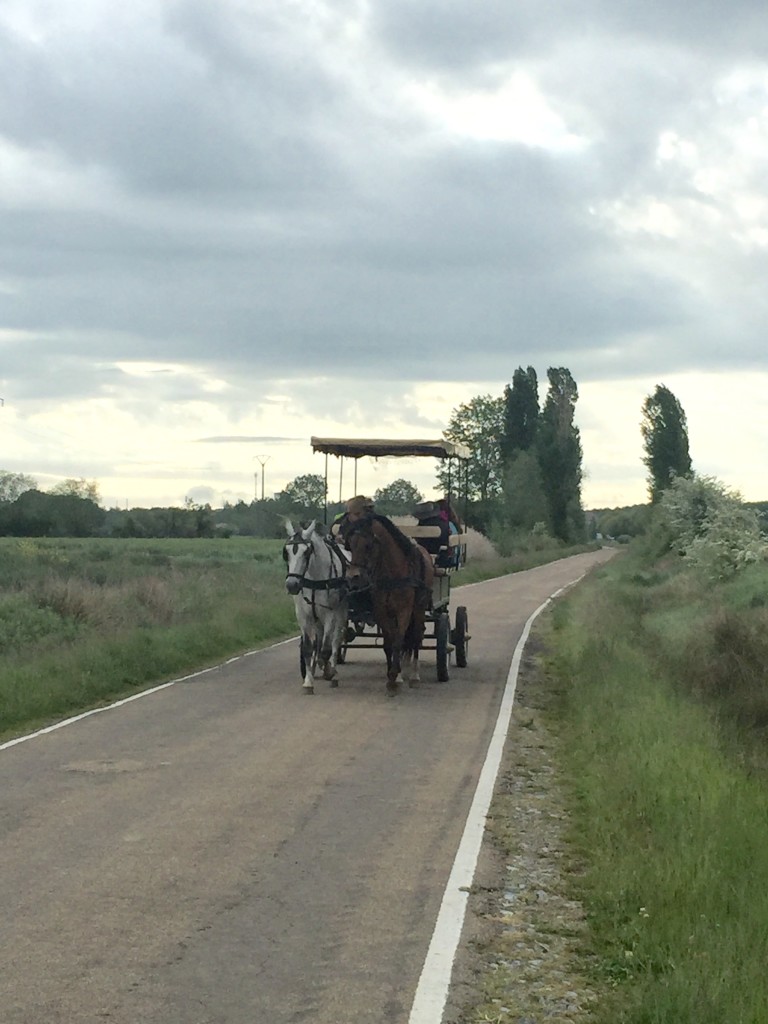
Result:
[457, 549, 768, 1023]
[547, 553, 768, 1022]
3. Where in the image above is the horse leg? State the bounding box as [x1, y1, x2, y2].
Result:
[320, 629, 338, 684]
[379, 628, 402, 694]
[387, 617, 408, 695]
[395, 598, 420, 688]
[301, 629, 316, 694]
[386, 638, 403, 694]
[322, 611, 347, 686]
[403, 647, 421, 688]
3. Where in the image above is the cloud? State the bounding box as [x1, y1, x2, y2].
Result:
[1, 0, 767, 508]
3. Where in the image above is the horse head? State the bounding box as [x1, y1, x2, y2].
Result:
[340, 514, 377, 591]
[282, 519, 317, 595]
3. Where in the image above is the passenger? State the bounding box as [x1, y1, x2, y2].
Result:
[438, 497, 462, 568]
[413, 500, 450, 558]
[438, 496, 461, 532]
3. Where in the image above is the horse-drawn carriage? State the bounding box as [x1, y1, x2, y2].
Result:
[283, 436, 472, 693]
[315, 438, 473, 688]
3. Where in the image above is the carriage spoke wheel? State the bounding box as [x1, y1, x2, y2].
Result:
[435, 611, 450, 682]
[451, 605, 469, 668]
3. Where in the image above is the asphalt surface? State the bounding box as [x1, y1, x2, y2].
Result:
[1, 549, 615, 1024]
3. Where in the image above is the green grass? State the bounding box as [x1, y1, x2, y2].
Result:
[548, 551, 768, 1023]
[0, 536, 297, 738]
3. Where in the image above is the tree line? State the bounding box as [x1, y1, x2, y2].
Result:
[0, 472, 426, 540]
[3, 375, 758, 544]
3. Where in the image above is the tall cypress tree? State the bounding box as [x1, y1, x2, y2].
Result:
[641, 384, 692, 502]
[537, 367, 584, 542]
[501, 366, 539, 462]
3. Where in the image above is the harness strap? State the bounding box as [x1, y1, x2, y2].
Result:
[294, 576, 348, 592]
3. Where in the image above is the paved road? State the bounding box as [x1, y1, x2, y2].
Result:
[1, 549, 614, 1024]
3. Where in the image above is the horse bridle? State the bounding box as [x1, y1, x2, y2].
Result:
[283, 531, 348, 593]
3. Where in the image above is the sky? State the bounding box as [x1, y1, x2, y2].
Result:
[2, 0, 767, 512]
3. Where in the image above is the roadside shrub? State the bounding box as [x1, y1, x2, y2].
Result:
[0, 594, 80, 652]
[35, 576, 102, 623]
[691, 608, 768, 729]
[657, 474, 766, 580]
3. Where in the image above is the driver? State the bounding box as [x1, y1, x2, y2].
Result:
[345, 494, 375, 523]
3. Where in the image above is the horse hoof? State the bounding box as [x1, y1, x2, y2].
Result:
[330, 679, 339, 688]
[303, 686, 314, 695]
[408, 679, 420, 689]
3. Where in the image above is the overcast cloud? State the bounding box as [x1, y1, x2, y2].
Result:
[2, 0, 767, 509]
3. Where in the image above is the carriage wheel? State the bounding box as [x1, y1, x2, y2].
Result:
[435, 612, 450, 682]
[452, 606, 469, 668]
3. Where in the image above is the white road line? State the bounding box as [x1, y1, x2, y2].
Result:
[408, 575, 584, 1024]
[0, 636, 298, 753]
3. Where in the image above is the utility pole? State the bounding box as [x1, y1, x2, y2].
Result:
[255, 455, 270, 501]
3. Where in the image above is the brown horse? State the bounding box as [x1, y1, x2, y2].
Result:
[342, 513, 434, 694]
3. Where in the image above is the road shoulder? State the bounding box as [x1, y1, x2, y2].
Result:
[444, 627, 600, 1023]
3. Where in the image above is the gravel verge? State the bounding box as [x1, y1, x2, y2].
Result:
[443, 629, 601, 1024]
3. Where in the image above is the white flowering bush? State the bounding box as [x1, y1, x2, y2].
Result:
[658, 475, 766, 580]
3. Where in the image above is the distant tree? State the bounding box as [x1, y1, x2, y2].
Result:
[641, 384, 692, 502]
[0, 470, 37, 503]
[500, 450, 549, 533]
[280, 473, 326, 520]
[593, 504, 651, 539]
[0, 489, 104, 537]
[537, 367, 585, 543]
[374, 479, 423, 516]
[184, 498, 214, 538]
[109, 513, 147, 538]
[501, 367, 539, 462]
[50, 478, 101, 504]
[437, 394, 505, 507]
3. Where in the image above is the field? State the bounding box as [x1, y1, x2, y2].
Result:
[0, 532, 594, 740]
[0, 536, 296, 739]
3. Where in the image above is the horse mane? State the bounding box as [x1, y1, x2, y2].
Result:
[371, 514, 414, 560]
